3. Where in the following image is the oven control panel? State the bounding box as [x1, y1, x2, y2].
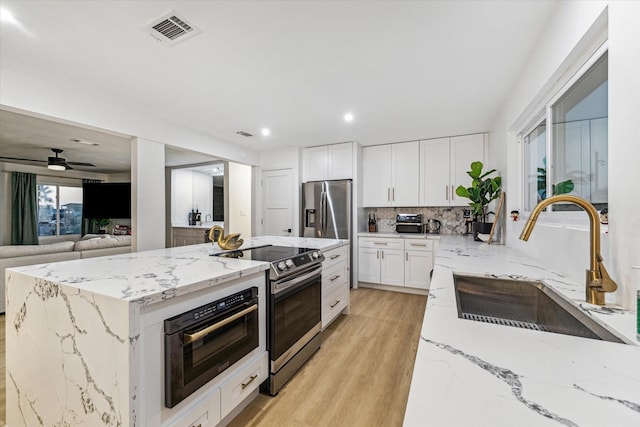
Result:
[164, 286, 258, 334]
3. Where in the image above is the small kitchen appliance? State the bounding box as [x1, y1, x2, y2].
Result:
[426, 218, 442, 234]
[396, 213, 423, 233]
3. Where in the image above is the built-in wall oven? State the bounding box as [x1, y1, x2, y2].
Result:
[214, 245, 324, 395]
[164, 287, 259, 408]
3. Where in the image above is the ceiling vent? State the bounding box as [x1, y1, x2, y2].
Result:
[144, 11, 201, 46]
[236, 131, 253, 137]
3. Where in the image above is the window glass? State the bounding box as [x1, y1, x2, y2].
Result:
[523, 121, 546, 211]
[551, 52, 608, 211]
[37, 184, 82, 236]
[59, 186, 83, 235]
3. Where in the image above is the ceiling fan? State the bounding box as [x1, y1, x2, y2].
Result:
[0, 148, 96, 171]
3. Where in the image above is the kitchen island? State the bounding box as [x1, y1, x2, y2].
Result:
[404, 236, 640, 426]
[5, 236, 346, 427]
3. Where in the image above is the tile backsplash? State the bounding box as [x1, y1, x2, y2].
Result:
[365, 207, 470, 234]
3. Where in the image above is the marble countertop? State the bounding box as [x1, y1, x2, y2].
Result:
[9, 235, 346, 307]
[357, 231, 441, 239]
[404, 236, 640, 427]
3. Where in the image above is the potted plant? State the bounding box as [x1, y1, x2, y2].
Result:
[455, 161, 502, 241]
[92, 218, 111, 234]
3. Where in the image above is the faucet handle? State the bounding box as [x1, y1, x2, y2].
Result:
[594, 252, 617, 293]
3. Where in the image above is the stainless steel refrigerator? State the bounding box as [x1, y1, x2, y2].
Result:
[301, 180, 351, 239]
[301, 180, 352, 285]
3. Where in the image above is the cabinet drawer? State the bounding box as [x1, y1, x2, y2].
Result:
[168, 388, 221, 427]
[322, 245, 348, 269]
[359, 237, 403, 250]
[403, 239, 433, 251]
[220, 352, 268, 418]
[322, 261, 348, 294]
[322, 285, 348, 327]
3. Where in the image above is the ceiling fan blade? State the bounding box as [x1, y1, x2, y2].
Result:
[0, 156, 47, 163]
[67, 161, 96, 167]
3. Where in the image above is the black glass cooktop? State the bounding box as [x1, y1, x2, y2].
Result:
[213, 245, 315, 262]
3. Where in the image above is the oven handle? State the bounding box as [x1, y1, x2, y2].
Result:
[183, 304, 258, 344]
[272, 265, 322, 294]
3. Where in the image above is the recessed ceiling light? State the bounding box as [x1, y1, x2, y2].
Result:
[261, 128, 271, 136]
[344, 113, 354, 123]
[0, 7, 18, 25]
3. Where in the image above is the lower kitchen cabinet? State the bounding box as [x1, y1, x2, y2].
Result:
[403, 240, 434, 289]
[358, 236, 436, 290]
[172, 227, 210, 247]
[358, 237, 404, 287]
[174, 388, 221, 427]
[321, 244, 349, 328]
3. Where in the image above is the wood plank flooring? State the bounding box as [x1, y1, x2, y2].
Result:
[0, 288, 426, 427]
[229, 288, 427, 427]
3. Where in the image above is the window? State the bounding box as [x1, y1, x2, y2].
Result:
[522, 49, 608, 213]
[37, 184, 83, 236]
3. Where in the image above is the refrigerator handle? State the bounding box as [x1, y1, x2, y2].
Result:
[321, 190, 328, 236]
[318, 188, 325, 238]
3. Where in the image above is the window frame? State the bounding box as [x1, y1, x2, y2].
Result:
[519, 42, 609, 224]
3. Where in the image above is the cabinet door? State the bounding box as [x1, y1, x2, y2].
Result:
[192, 172, 213, 218]
[358, 247, 381, 283]
[391, 141, 419, 206]
[302, 146, 329, 182]
[450, 134, 485, 206]
[404, 250, 433, 289]
[328, 142, 353, 179]
[363, 145, 392, 207]
[172, 169, 194, 224]
[380, 249, 404, 286]
[419, 138, 451, 206]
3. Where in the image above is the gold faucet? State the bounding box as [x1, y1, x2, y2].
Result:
[519, 194, 617, 305]
[208, 225, 244, 250]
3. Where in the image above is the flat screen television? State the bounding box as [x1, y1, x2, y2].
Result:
[82, 182, 131, 219]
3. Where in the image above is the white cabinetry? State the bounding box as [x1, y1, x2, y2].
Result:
[302, 142, 353, 181]
[321, 245, 349, 329]
[363, 141, 419, 207]
[403, 239, 434, 289]
[358, 237, 404, 287]
[419, 134, 485, 206]
[358, 236, 436, 290]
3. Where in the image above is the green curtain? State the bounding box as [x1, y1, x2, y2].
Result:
[11, 172, 38, 245]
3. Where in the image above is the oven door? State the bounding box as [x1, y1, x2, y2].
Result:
[270, 265, 322, 372]
[165, 299, 259, 408]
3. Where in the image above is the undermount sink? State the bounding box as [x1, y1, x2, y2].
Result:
[453, 274, 626, 344]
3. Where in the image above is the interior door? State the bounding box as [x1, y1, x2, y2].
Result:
[262, 169, 293, 236]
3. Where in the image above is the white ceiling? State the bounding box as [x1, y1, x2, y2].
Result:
[0, 1, 558, 167]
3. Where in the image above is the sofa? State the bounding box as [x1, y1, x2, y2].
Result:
[1, 234, 132, 313]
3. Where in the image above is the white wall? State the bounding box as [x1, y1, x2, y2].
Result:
[227, 162, 252, 238]
[132, 138, 165, 252]
[491, 1, 640, 308]
[0, 71, 260, 167]
[608, 0, 640, 308]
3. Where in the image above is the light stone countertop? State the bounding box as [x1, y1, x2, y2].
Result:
[8, 235, 347, 307]
[403, 236, 640, 427]
[357, 231, 442, 239]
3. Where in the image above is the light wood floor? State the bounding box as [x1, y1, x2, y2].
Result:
[229, 288, 427, 427]
[0, 288, 426, 427]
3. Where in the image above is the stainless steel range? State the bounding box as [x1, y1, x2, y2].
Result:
[214, 245, 324, 395]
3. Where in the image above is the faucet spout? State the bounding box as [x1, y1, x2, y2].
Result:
[518, 195, 616, 305]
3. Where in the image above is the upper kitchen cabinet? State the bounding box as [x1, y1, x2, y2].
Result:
[302, 142, 353, 182]
[363, 141, 419, 207]
[419, 133, 485, 206]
